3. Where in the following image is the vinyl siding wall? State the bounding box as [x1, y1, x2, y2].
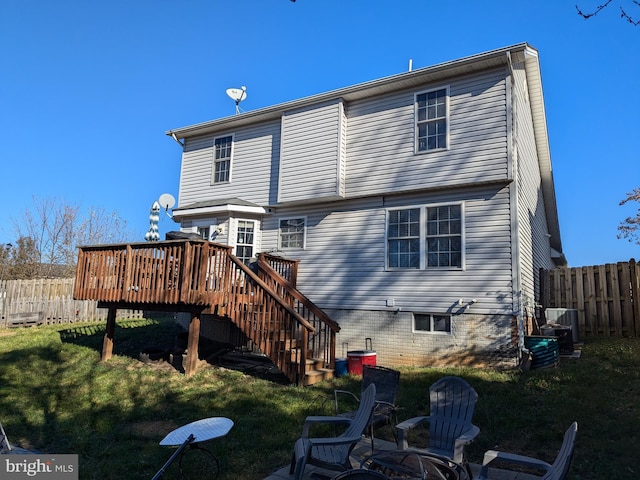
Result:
[262, 186, 514, 315]
[278, 99, 345, 203]
[512, 61, 555, 312]
[175, 65, 523, 366]
[262, 186, 516, 367]
[178, 120, 281, 207]
[178, 69, 509, 207]
[345, 68, 509, 197]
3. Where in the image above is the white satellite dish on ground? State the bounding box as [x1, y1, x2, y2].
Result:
[226, 86, 247, 114]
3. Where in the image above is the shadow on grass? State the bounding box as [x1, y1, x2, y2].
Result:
[0, 328, 327, 480]
[4, 326, 639, 479]
[57, 317, 291, 384]
[58, 318, 178, 356]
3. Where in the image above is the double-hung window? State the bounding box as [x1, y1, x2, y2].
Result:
[213, 135, 233, 183]
[416, 87, 449, 152]
[387, 209, 420, 268]
[387, 203, 463, 269]
[426, 204, 462, 267]
[279, 217, 306, 249]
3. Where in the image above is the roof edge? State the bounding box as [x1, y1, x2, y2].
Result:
[167, 43, 533, 140]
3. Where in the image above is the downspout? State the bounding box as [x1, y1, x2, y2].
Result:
[506, 51, 525, 360]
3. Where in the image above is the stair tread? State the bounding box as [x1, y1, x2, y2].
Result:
[303, 368, 335, 386]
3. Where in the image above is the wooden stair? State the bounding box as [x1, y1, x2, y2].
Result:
[303, 357, 335, 386]
[72, 241, 340, 385]
[282, 339, 335, 385]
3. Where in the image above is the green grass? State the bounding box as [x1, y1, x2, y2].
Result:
[1, 318, 638, 479]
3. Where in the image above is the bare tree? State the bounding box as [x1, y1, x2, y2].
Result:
[576, 0, 640, 25]
[8, 196, 136, 279]
[13, 196, 80, 277]
[76, 206, 133, 247]
[618, 188, 640, 245]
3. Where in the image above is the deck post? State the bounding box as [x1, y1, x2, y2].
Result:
[185, 311, 201, 377]
[102, 307, 117, 361]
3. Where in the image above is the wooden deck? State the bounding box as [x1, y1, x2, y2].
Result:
[73, 240, 339, 384]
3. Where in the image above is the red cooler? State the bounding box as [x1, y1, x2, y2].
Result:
[347, 338, 376, 375]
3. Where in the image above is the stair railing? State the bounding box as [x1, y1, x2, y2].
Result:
[223, 255, 316, 384]
[256, 254, 340, 371]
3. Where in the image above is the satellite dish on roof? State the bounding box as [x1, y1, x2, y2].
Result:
[226, 86, 247, 114]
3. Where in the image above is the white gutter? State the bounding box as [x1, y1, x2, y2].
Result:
[172, 204, 266, 221]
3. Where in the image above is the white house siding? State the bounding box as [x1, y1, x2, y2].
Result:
[260, 183, 516, 366]
[278, 99, 345, 203]
[262, 184, 514, 313]
[511, 62, 555, 315]
[178, 120, 281, 207]
[345, 68, 509, 197]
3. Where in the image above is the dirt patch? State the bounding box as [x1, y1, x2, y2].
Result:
[130, 420, 179, 439]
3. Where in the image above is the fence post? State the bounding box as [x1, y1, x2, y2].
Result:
[631, 259, 639, 337]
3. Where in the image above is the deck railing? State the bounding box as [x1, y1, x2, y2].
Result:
[74, 240, 232, 307]
[260, 253, 299, 286]
[73, 240, 337, 384]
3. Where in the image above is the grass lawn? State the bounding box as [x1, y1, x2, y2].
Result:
[0, 317, 638, 479]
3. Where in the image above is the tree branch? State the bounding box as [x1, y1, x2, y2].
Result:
[576, 0, 613, 19]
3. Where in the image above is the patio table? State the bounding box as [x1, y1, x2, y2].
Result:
[154, 417, 233, 480]
[361, 449, 463, 480]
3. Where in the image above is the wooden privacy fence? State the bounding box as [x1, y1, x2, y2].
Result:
[540, 259, 640, 338]
[0, 278, 145, 328]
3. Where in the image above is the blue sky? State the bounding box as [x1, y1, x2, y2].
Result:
[1, 0, 638, 267]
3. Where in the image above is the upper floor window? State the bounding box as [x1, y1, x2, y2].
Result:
[387, 203, 463, 269]
[279, 217, 306, 249]
[416, 87, 449, 152]
[213, 135, 233, 183]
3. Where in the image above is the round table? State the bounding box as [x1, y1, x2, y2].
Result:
[361, 449, 463, 480]
[155, 417, 233, 480]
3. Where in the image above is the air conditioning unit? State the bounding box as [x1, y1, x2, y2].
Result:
[545, 308, 579, 343]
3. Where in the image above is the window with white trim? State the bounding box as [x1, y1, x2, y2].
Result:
[235, 220, 255, 265]
[387, 203, 463, 269]
[416, 87, 448, 152]
[213, 135, 232, 183]
[279, 217, 306, 249]
[387, 208, 420, 269]
[197, 226, 211, 240]
[426, 204, 462, 267]
[414, 313, 451, 334]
